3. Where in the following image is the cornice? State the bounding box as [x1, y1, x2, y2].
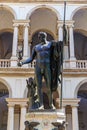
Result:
[56, 98, 80, 107]
[0, 67, 34, 77]
[63, 69, 87, 77]
[0, 67, 87, 77]
[6, 98, 29, 106]
[0, 0, 87, 4]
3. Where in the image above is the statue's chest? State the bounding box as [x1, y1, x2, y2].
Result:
[35, 43, 51, 52]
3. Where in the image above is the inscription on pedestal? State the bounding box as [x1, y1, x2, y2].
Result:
[25, 110, 65, 130]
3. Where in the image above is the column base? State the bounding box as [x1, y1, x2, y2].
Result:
[10, 56, 18, 67]
[69, 57, 76, 68]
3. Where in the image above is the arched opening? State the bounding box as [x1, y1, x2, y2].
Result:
[29, 7, 58, 42]
[77, 82, 87, 130]
[0, 82, 9, 130]
[74, 31, 87, 60]
[0, 32, 13, 59]
[0, 7, 14, 59]
[73, 8, 87, 60]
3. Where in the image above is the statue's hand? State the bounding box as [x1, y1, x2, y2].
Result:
[17, 61, 23, 67]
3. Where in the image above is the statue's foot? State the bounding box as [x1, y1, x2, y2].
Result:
[38, 105, 44, 110]
[49, 104, 55, 109]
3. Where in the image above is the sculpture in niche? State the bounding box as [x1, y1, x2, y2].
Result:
[18, 32, 63, 109]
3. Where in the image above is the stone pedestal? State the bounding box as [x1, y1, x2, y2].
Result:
[25, 109, 65, 130]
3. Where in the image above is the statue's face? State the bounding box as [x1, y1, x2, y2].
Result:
[38, 33, 46, 43]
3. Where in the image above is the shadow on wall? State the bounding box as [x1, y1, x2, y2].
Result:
[0, 32, 13, 59]
[74, 32, 87, 60]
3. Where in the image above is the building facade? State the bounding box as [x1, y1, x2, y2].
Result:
[0, 0, 87, 130]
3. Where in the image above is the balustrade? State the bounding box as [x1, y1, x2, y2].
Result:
[0, 59, 87, 69]
[0, 59, 11, 67]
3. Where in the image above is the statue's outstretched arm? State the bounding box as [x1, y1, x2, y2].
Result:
[22, 47, 36, 65]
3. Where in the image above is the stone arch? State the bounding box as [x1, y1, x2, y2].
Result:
[70, 5, 87, 20]
[31, 29, 55, 41]
[0, 28, 13, 34]
[27, 5, 59, 42]
[0, 78, 12, 98]
[26, 5, 61, 20]
[74, 79, 87, 98]
[72, 7, 87, 60]
[0, 4, 17, 19]
[74, 29, 87, 37]
[30, 29, 55, 43]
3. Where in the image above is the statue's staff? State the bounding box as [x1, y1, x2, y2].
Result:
[60, 1, 67, 108]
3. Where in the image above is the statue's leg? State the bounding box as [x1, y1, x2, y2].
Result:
[35, 65, 43, 107]
[44, 64, 53, 109]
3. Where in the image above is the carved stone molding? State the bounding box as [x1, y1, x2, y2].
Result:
[0, 0, 87, 3]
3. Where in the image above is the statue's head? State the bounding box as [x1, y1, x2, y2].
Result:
[38, 32, 47, 42]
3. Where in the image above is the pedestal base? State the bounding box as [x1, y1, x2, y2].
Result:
[25, 109, 65, 130]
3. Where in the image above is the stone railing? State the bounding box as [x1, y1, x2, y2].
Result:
[0, 59, 36, 68]
[76, 60, 87, 69]
[64, 60, 87, 69]
[28, 60, 36, 68]
[0, 59, 11, 67]
[0, 59, 87, 69]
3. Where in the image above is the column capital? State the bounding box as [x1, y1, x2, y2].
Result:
[13, 23, 19, 27]
[57, 20, 75, 27]
[7, 103, 15, 107]
[67, 20, 75, 28]
[24, 23, 30, 27]
[6, 98, 29, 106]
[57, 20, 63, 28]
[13, 19, 30, 26]
[62, 98, 80, 107]
[20, 103, 28, 108]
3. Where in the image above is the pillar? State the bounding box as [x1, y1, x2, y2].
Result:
[23, 23, 29, 59]
[12, 23, 18, 59]
[28, 42, 31, 58]
[20, 104, 27, 130]
[7, 104, 14, 130]
[68, 22, 75, 60]
[62, 106, 67, 130]
[58, 21, 69, 69]
[58, 21, 63, 41]
[72, 105, 79, 130]
[11, 22, 19, 67]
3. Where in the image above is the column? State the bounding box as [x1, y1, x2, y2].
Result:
[68, 23, 75, 60]
[68, 21, 76, 68]
[7, 104, 14, 130]
[11, 23, 19, 67]
[11, 23, 19, 59]
[62, 106, 67, 130]
[23, 23, 29, 59]
[20, 104, 27, 130]
[28, 43, 31, 58]
[58, 21, 63, 41]
[72, 105, 79, 130]
[58, 21, 69, 69]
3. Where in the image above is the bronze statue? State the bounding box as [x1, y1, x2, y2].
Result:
[26, 77, 39, 109]
[18, 32, 63, 109]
